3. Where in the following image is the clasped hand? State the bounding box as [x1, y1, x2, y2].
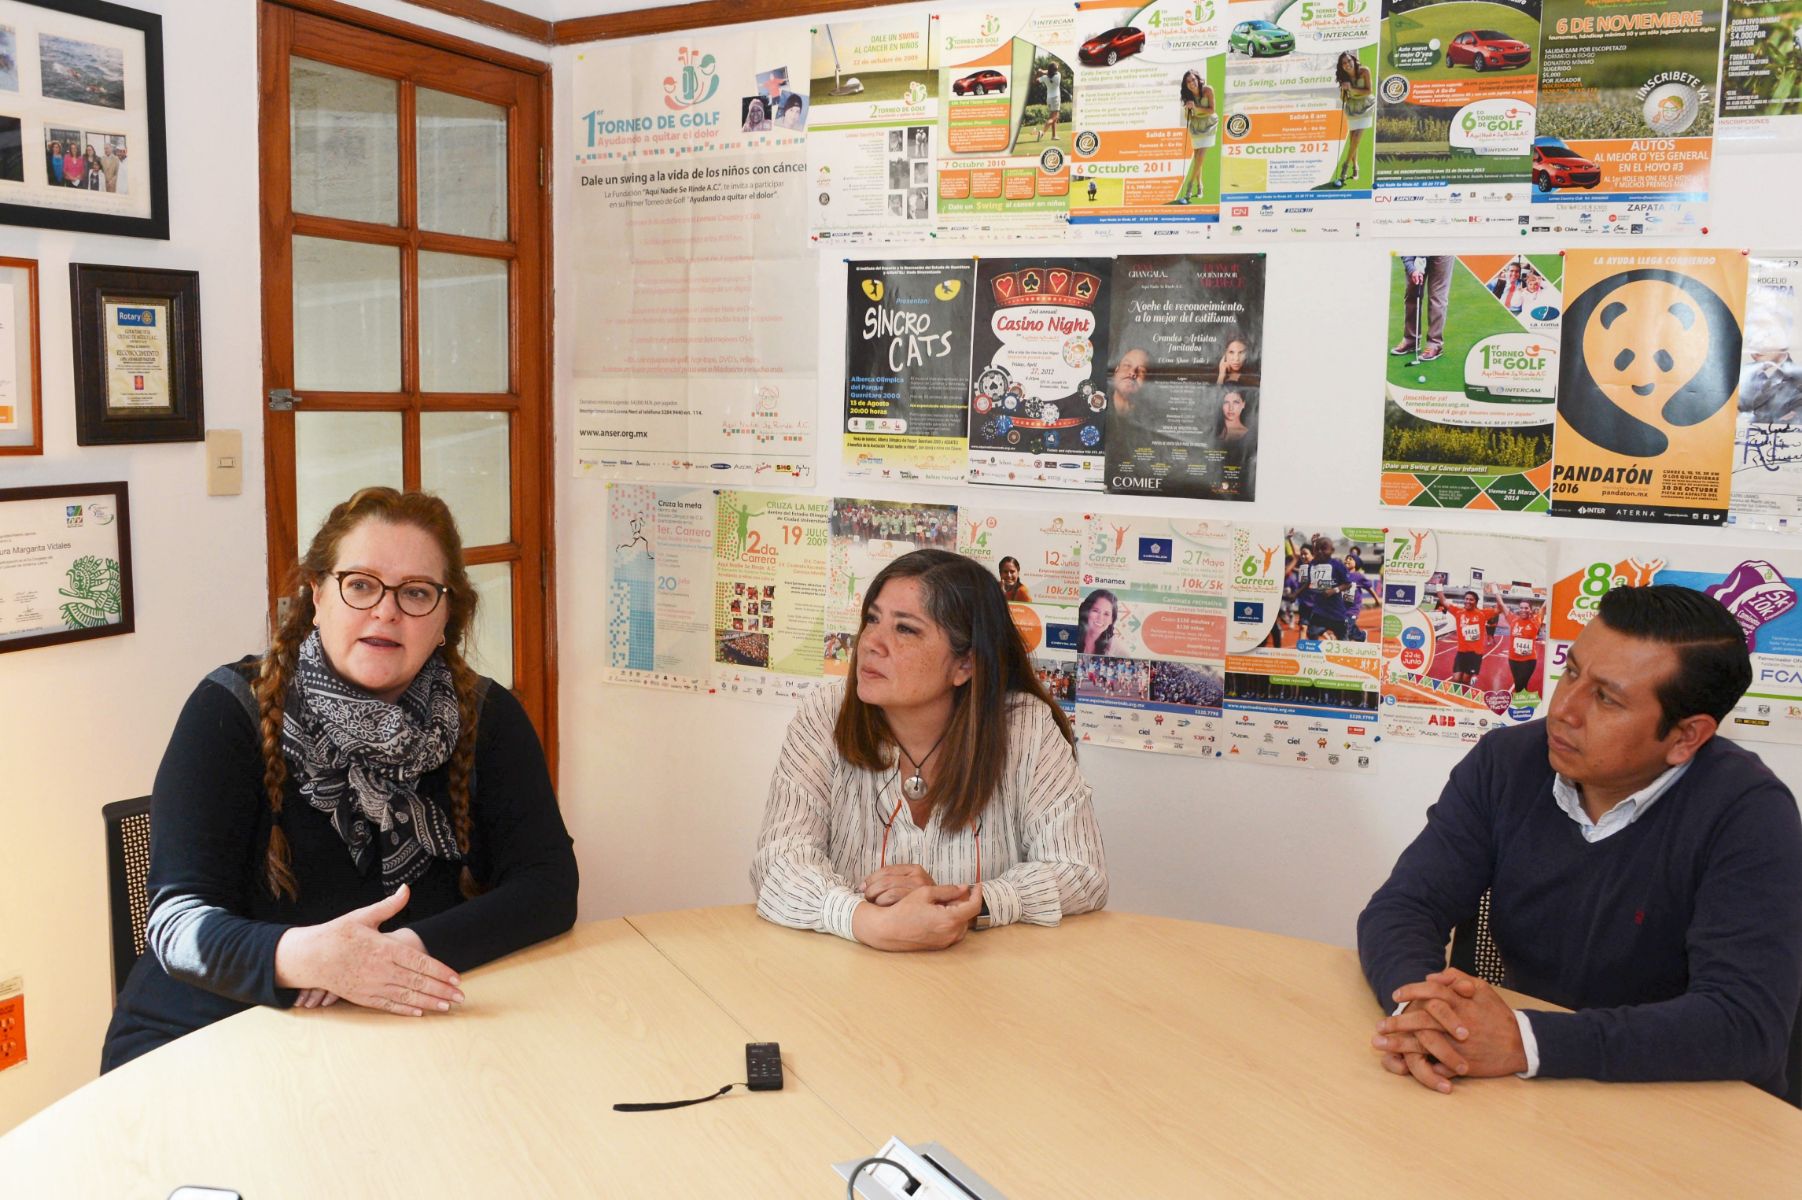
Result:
[852, 871, 982, 952]
[1369, 967, 1527, 1093]
[274, 884, 465, 1017]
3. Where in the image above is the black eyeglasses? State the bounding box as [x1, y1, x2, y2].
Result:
[332, 570, 449, 617]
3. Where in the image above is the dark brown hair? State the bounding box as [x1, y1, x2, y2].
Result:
[833, 549, 1075, 831]
[256, 487, 483, 901]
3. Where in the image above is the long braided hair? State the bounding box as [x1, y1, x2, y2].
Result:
[256, 487, 484, 901]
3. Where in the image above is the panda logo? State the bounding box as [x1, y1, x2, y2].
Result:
[1559, 268, 1741, 457]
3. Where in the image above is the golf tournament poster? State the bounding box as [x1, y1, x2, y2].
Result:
[1381, 251, 1560, 511]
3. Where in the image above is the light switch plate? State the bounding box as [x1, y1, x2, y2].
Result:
[206, 429, 242, 496]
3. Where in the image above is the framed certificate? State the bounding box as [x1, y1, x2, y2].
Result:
[70, 261, 200, 444]
[0, 0, 168, 240]
[0, 480, 133, 653]
[0, 256, 41, 454]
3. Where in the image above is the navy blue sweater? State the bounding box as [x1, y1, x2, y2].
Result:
[101, 660, 579, 1071]
[1357, 720, 1802, 1094]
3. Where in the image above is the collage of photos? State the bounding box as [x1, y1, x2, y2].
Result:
[719, 580, 778, 665]
[742, 65, 808, 132]
[884, 124, 934, 220]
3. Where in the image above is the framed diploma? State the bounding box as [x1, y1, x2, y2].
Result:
[0, 480, 133, 653]
[70, 261, 200, 444]
[0, 0, 168, 240]
[0, 256, 41, 455]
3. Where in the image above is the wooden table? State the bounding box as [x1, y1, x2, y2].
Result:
[2, 908, 1796, 1197]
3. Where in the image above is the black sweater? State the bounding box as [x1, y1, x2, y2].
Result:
[101, 660, 579, 1071]
[1357, 720, 1802, 1094]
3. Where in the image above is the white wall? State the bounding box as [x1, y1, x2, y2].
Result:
[0, 0, 545, 1137]
[552, 10, 1802, 956]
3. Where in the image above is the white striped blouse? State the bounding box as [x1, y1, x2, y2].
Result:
[751, 679, 1109, 942]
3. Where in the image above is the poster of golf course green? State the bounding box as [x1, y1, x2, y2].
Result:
[808, 17, 941, 239]
[1380, 252, 1561, 511]
[1374, 0, 1539, 226]
[1531, 0, 1721, 233]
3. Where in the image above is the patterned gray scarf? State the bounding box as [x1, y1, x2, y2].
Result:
[282, 630, 463, 888]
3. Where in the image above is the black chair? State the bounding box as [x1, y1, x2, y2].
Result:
[102, 796, 152, 999]
[1451, 889, 1802, 1108]
[1447, 889, 1505, 988]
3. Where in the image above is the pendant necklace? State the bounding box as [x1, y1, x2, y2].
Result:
[898, 727, 950, 801]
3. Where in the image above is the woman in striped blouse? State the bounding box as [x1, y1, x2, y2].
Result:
[752, 549, 1108, 951]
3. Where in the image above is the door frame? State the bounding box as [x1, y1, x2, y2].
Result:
[257, 0, 558, 770]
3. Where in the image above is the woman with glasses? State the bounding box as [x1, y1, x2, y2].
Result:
[752, 549, 1106, 952]
[102, 488, 577, 1070]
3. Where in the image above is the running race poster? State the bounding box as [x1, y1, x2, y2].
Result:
[934, 8, 1077, 238]
[1717, 1, 1802, 149]
[843, 260, 976, 482]
[1381, 251, 1559, 511]
[712, 490, 830, 700]
[1531, 0, 1722, 235]
[969, 258, 1113, 489]
[605, 483, 716, 692]
[1548, 539, 1802, 745]
[1069, 1, 1228, 233]
[1379, 528, 1550, 743]
[1550, 249, 1746, 524]
[1372, 0, 1540, 232]
[1075, 513, 1230, 757]
[569, 28, 817, 485]
[823, 499, 959, 677]
[959, 504, 1090, 712]
[1104, 253, 1266, 500]
[1730, 253, 1802, 531]
[1221, 525, 1386, 771]
[808, 16, 941, 240]
[1220, 0, 1378, 238]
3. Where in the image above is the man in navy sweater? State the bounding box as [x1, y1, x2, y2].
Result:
[1358, 585, 1802, 1096]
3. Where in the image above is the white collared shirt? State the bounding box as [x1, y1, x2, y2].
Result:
[1513, 760, 1693, 1074]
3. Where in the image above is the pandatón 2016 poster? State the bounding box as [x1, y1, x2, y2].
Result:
[1075, 513, 1229, 757]
[1104, 253, 1265, 500]
[1531, 0, 1721, 236]
[1548, 540, 1802, 745]
[934, 7, 1077, 238]
[808, 16, 940, 240]
[959, 503, 1089, 712]
[843, 260, 976, 482]
[1731, 254, 1802, 530]
[1379, 527, 1550, 744]
[1222, 524, 1386, 771]
[1220, 0, 1378, 238]
[968, 258, 1113, 489]
[1381, 252, 1559, 511]
[1372, 0, 1540, 231]
[1550, 249, 1746, 524]
[1717, 1, 1802, 149]
[1069, 0, 1228, 233]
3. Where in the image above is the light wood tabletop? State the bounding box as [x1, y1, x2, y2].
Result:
[0, 919, 867, 1199]
[629, 905, 1802, 1198]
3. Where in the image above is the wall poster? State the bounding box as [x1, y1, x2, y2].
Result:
[1717, 1, 1802, 149]
[1069, 0, 1229, 233]
[1531, 0, 1722, 235]
[1550, 248, 1746, 523]
[823, 499, 959, 676]
[712, 490, 831, 700]
[1730, 252, 1802, 530]
[570, 28, 816, 484]
[1379, 527, 1550, 743]
[808, 16, 941, 240]
[1104, 252, 1265, 500]
[958, 504, 1088, 712]
[1380, 251, 1560, 511]
[934, 7, 1077, 239]
[843, 259, 976, 482]
[1372, 0, 1540, 232]
[604, 483, 715, 692]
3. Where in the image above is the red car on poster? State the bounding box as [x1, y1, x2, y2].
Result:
[952, 69, 1007, 96]
[1532, 136, 1601, 191]
[1446, 29, 1533, 71]
[1079, 27, 1144, 66]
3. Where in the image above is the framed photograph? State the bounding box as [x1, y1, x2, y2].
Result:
[70, 261, 201, 444]
[0, 480, 133, 653]
[0, 256, 40, 454]
[0, 0, 167, 239]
